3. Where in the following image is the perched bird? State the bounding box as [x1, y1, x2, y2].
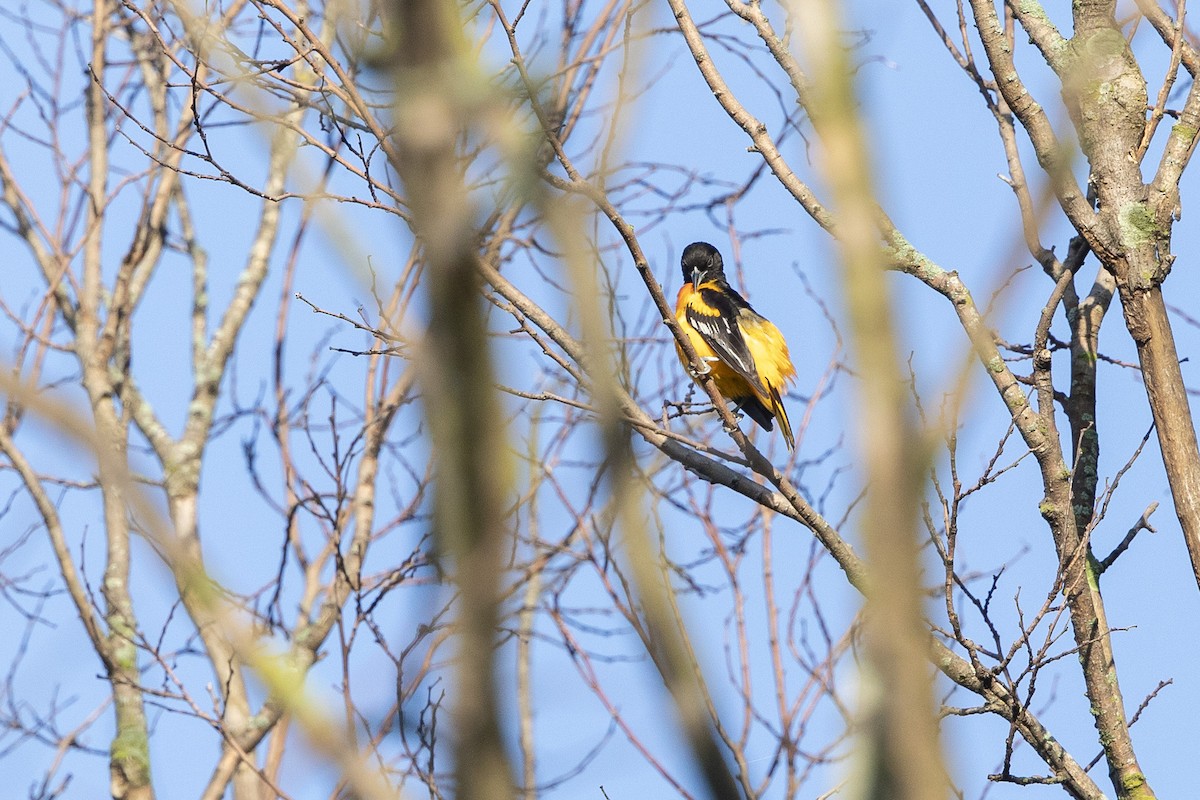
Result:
[674, 241, 797, 449]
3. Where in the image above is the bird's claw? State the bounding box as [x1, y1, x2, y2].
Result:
[720, 409, 745, 435]
[688, 356, 720, 379]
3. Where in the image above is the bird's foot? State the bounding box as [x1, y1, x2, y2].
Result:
[720, 409, 745, 435]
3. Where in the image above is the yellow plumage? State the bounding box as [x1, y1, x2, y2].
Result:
[675, 282, 796, 449]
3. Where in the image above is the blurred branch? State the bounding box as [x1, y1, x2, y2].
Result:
[386, 1, 516, 798]
[791, 1, 945, 797]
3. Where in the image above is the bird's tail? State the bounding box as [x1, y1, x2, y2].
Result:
[767, 384, 794, 451]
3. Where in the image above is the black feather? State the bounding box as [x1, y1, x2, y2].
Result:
[685, 288, 769, 396]
[734, 395, 774, 431]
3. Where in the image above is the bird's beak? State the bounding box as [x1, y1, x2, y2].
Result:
[691, 266, 703, 289]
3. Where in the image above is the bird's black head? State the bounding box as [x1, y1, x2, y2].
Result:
[681, 241, 725, 289]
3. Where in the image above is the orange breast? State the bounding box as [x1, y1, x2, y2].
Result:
[674, 285, 760, 402]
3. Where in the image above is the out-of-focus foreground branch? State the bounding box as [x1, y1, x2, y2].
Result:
[386, 1, 516, 797]
[792, 1, 945, 797]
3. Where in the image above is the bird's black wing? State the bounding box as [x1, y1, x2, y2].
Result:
[685, 285, 769, 397]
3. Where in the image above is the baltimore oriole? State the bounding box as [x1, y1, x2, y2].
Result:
[674, 241, 796, 449]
